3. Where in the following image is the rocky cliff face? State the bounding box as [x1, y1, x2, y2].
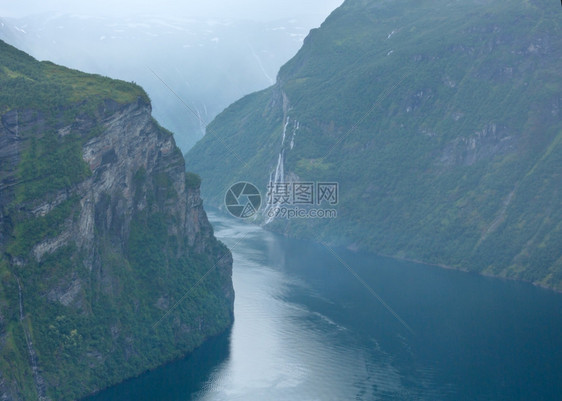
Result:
[0, 40, 233, 401]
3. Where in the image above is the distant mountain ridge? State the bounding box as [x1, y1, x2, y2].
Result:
[186, 0, 562, 290]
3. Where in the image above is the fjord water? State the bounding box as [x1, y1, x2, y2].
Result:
[86, 212, 562, 401]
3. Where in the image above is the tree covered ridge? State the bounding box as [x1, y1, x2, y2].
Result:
[186, 0, 562, 289]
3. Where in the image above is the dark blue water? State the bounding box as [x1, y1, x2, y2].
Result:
[86, 212, 562, 400]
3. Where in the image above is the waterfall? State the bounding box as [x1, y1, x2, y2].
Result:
[290, 120, 299, 150]
[273, 150, 284, 184]
[281, 117, 290, 145]
[196, 107, 206, 135]
[264, 116, 299, 224]
[17, 277, 24, 320]
[16, 277, 48, 400]
[249, 44, 275, 85]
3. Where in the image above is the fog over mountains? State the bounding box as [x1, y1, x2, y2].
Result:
[0, 1, 342, 151]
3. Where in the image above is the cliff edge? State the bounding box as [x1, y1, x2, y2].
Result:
[0, 40, 234, 400]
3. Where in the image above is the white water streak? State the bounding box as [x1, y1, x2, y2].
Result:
[290, 120, 299, 150]
[264, 116, 299, 223]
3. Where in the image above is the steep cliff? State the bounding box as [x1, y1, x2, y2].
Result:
[186, 0, 562, 289]
[0, 40, 234, 400]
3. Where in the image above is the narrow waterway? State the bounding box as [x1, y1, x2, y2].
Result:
[86, 212, 562, 400]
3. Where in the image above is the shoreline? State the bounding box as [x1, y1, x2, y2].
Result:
[206, 208, 562, 295]
[79, 324, 234, 400]
[372, 251, 562, 295]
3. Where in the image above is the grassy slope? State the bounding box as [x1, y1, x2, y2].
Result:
[0, 39, 148, 113]
[186, 0, 562, 289]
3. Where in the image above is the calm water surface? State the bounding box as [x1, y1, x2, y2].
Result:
[86, 212, 562, 400]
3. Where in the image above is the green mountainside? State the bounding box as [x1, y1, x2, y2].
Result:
[0, 40, 234, 400]
[186, 0, 562, 289]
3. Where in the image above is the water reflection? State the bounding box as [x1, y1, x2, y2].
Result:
[85, 211, 562, 401]
[83, 328, 231, 401]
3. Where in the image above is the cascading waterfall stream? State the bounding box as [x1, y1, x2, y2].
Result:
[16, 277, 48, 401]
[264, 116, 299, 224]
[290, 120, 299, 150]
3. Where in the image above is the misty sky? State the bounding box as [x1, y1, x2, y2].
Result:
[0, 0, 344, 20]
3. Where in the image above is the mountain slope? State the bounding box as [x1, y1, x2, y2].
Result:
[186, 0, 562, 289]
[0, 40, 234, 400]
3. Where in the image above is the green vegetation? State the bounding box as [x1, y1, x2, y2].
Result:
[186, 0, 562, 289]
[7, 198, 77, 257]
[0, 40, 233, 400]
[16, 134, 91, 203]
[0, 40, 148, 115]
[185, 172, 202, 189]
